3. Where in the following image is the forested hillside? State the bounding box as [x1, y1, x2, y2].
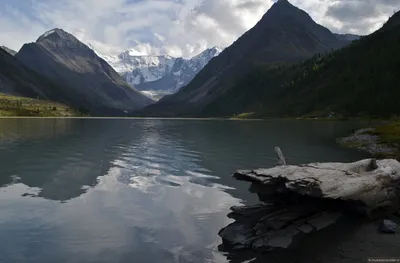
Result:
[201, 12, 400, 119]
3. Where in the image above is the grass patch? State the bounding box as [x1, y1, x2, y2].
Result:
[231, 112, 256, 119]
[0, 93, 85, 117]
[372, 121, 400, 144]
[368, 120, 400, 159]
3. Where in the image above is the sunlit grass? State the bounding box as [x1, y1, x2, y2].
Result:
[372, 121, 400, 145]
[231, 112, 256, 119]
[0, 93, 81, 117]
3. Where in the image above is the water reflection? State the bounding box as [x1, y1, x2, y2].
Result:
[0, 119, 369, 263]
[0, 119, 138, 200]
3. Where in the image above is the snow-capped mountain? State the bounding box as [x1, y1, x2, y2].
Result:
[169, 47, 222, 91]
[119, 54, 175, 85]
[90, 45, 222, 100]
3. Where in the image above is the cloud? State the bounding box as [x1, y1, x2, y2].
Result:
[322, 0, 400, 34]
[0, 0, 399, 58]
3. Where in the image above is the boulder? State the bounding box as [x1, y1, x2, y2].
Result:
[379, 220, 397, 234]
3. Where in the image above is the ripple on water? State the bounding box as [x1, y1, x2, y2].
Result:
[109, 154, 223, 194]
[0, 119, 371, 263]
[154, 177, 183, 187]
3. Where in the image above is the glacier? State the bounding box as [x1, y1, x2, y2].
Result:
[88, 44, 222, 100]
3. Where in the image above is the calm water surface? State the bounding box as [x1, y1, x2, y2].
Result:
[0, 119, 368, 263]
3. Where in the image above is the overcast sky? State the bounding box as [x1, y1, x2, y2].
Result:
[1, 0, 399, 58]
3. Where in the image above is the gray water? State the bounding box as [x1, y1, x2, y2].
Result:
[0, 118, 368, 263]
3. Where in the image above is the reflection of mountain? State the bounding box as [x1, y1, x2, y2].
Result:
[149, 120, 369, 202]
[0, 118, 73, 142]
[0, 119, 137, 201]
[0, 119, 367, 204]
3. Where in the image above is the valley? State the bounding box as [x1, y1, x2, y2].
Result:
[92, 46, 222, 100]
[1, 1, 400, 262]
[2, 0, 397, 120]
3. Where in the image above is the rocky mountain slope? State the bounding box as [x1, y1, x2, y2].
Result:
[95, 46, 222, 100]
[199, 10, 400, 118]
[140, 0, 351, 117]
[0, 47, 66, 100]
[15, 29, 153, 115]
[0, 46, 17, 56]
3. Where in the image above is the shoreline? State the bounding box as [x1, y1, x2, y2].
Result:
[338, 123, 400, 159]
[0, 115, 387, 121]
[2, 116, 398, 158]
[0, 116, 265, 121]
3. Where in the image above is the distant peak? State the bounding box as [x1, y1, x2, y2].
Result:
[36, 28, 74, 43]
[269, 0, 303, 13]
[127, 48, 148, 56]
[211, 46, 223, 52]
[119, 48, 148, 57]
[209, 46, 223, 56]
[261, 0, 312, 24]
[202, 46, 223, 54]
[275, 0, 291, 6]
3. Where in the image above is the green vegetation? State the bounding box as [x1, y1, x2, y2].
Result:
[370, 121, 400, 158]
[201, 12, 400, 119]
[230, 112, 256, 119]
[0, 93, 86, 117]
[372, 122, 400, 145]
[338, 122, 400, 160]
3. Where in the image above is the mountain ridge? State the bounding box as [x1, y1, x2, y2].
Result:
[15, 28, 153, 115]
[94, 46, 222, 100]
[0, 47, 76, 103]
[199, 10, 400, 118]
[0, 46, 17, 56]
[139, 0, 351, 116]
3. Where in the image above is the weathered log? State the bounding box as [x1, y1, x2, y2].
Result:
[234, 158, 400, 214]
[219, 158, 400, 252]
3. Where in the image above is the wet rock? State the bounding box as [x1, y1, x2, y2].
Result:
[297, 224, 314, 234]
[218, 221, 256, 250]
[307, 212, 342, 231]
[379, 220, 397, 233]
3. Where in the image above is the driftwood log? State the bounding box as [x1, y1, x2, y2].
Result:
[219, 150, 400, 252]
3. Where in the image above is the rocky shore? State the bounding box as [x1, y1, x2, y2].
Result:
[338, 127, 399, 158]
[218, 157, 400, 253]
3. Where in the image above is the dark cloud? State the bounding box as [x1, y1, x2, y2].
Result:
[235, 0, 265, 10]
[324, 0, 400, 34]
[326, 2, 378, 23]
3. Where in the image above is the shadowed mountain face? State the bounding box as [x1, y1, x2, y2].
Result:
[140, 0, 350, 117]
[0, 48, 69, 100]
[334, 34, 360, 42]
[16, 29, 154, 116]
[200, 10, 400, 118]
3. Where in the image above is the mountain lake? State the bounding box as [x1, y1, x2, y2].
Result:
[2, 118, 395, 263]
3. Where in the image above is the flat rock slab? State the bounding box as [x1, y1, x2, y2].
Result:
[234, 159, 400, 213]
[220, 159, 400, 252]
